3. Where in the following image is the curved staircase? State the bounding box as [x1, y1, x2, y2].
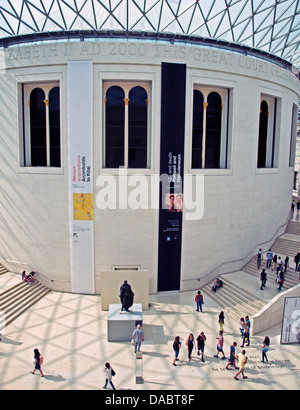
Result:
[0, 275, 51, 327]
[201, 278, 266, 321]
[201, 220, 300, 321]
[0, 263, 8, 275]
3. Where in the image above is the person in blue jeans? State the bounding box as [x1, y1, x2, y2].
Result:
[172, 336, 181, 366]
[132, 324, 144, 353]
[225, 342, 238, 369]
[195, 291, 204, 312]
[256, 248, 263, 269]
[103, 363, 116, 390]
[266, 249, 273, 269]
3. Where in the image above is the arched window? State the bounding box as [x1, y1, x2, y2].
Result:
[192, 87, 228, 169]
[128, 86, 148, 168]
[49, 87, 61, 167]
[105, 86, 125, 168]
[104, 83, 149, 169]
[191, 90, 204, 169]
[289, 103, 298, 167]
[30, 88, 47, 166]
[257, 95, 279, 169]
[206, 92, 222, 168]
[22, 82, 61, 168]
[257, 100, 269, 168]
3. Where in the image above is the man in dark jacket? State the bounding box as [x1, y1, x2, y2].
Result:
[260, 268, 267, 290]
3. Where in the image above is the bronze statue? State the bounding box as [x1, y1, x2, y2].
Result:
[119, 280, 134, 312]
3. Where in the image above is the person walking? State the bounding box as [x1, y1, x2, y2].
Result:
[185, 333, 195, 362]
[278, 270, 284, 291]
[234, 350, 248, 380]
[260, 268, 267, 290]
[196, 331, 206, 362]
[239, 317, 245, 338]
[214, 330, 226, 359]
[225, 342, 238, 370]
[266, 249, 273, 269]
[259, 336, 270, 363]
[218, 311, 225, 332]
[294, 252, 300, 271]
[195, 291, 204, 312]
[256, 248, 263, 269]
[272, 254, 277, 271]
[241, 316, 250, 347]
[291, 200, 296, 212]
[31, 348, 44, 377]
[103, 362, 116, 390]
[277, 256, 283, 275]
[284, 256, 289, 273]
[132, 324, 144, 353]
[172, 336, 181, 366]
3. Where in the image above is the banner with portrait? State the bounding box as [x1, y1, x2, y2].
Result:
[157, 62, 186, 292]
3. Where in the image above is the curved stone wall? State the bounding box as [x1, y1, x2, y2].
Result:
[0, 40, 299, 293]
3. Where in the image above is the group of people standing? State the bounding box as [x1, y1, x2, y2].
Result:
[257, 248, 294, 291]
[172, 331, 207, 366]
[172, 308, 270, 380]
[30, 310, 270, 388]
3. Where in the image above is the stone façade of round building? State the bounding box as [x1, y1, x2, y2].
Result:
[0, 36, 299, 294]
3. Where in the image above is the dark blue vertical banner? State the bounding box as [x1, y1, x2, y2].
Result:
[157, 62, 186, 292]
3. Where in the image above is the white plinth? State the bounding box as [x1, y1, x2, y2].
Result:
[107, 303, 143, 342]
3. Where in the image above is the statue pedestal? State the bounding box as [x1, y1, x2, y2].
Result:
[107, 303, 143, 342]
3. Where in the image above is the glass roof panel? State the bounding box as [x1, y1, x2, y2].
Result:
[0, 0, 299, 67]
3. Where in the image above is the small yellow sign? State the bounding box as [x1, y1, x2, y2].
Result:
[73, 193, 93, 221]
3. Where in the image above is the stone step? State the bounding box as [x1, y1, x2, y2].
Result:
[201, 286, 241, 322]
[201, 278, 266, 322]
[286, 221, 300, 235]
[5, 287, 51, 327]
[200, 224, 300, 321]
[242, 261, 299, 288]
[0, 263, 8, 275]
[0, 275, 51, 327]
[271, 238, 300, 257]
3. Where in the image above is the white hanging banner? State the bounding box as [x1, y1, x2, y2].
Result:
[68, 60, 94, 294]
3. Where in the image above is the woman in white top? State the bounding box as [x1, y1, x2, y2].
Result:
[103, 362, 116, 390]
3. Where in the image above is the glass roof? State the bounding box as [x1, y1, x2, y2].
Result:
[0, 0, 299, 68]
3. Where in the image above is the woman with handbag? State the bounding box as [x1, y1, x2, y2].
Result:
[31, 348, 44, 377]
[103, 362, 116, 390]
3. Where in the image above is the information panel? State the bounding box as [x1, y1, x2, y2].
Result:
[281, 297, 300, 344]
[68, 60, 94, 294]
[157, 62, 186, 292]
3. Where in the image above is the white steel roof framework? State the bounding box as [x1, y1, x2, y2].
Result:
[0, 0, 299, 68]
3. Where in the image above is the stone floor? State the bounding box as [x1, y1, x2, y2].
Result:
[0, 269, 299, 391]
